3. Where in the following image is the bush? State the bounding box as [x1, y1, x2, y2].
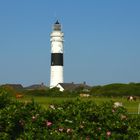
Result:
[23, 88, 79, 97]
[90, 83, 140, 96]
[0, 91, 140, 139]
[0, 90, 11, 109]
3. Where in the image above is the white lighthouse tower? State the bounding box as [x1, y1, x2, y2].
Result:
[50, 20, 64, 88]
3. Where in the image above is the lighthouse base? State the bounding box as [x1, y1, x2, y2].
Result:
[50, 66, 63, 88]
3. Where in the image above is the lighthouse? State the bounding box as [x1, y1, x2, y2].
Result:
[50, 20, 64, 88]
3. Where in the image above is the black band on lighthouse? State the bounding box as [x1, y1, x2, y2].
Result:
[51, 53, 63, 66]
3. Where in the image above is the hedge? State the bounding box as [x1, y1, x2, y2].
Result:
[0, 90, 140, 140]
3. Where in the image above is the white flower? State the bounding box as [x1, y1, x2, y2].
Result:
[50, 105, 55, 110]
[114, 102, 123, 108]
[57, 107, 63, 110]
[67, 128, 72, 133]
[65, 119, 73, 123]
[58, 128, 64, 132]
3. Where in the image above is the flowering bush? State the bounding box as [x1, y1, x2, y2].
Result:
[0, 91, 140, 139]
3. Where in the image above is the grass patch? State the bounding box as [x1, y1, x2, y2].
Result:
[16, 95, 140, 114]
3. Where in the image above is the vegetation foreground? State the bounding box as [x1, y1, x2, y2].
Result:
[0, 91, 140, 140]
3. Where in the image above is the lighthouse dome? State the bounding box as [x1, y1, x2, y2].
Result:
[55, 20, 60, 24]
[53, 20, 61, 31]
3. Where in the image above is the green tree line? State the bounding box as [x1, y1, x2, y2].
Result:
[0, 83, 140, 97]
[90, 83, 140, 96]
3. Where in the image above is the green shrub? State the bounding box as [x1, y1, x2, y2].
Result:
[90, 83, 140, 96]
[0, 91, 140, 139]
[0, 90, 11, 109]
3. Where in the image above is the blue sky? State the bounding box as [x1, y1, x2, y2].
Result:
[0, 0, 140, 86]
